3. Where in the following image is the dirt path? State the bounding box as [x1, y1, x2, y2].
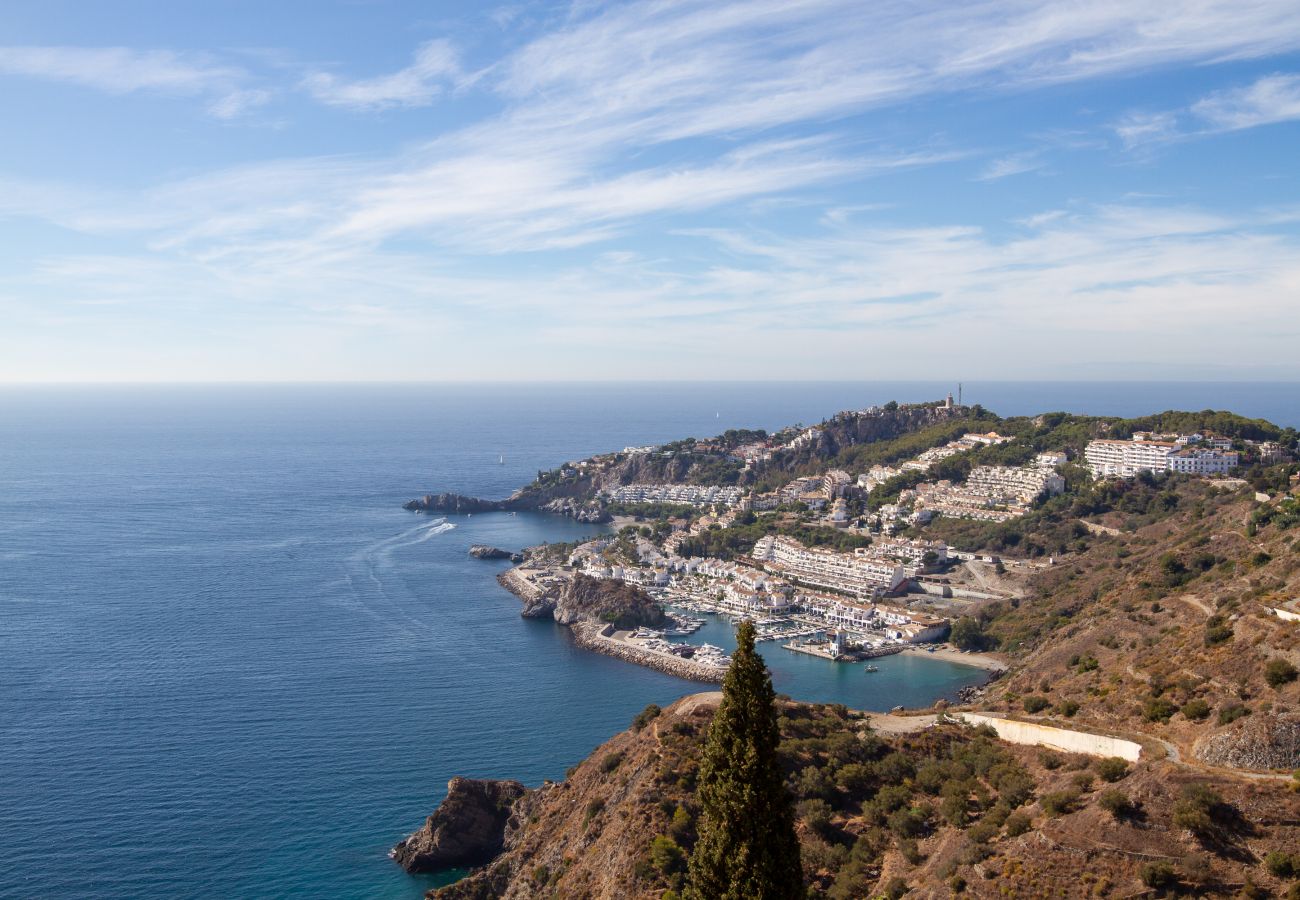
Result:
[1176, 593, 1213, 616]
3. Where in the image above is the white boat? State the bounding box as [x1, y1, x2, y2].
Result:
[865, 664, 879, 673]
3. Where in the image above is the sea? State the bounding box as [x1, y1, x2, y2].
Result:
[2, 381, 1297, 899]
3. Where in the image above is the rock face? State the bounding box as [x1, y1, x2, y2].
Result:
[391, 777, 528, 873]
[538, 497, 611, 523]
[548, 573, 667, 629]
[1193, 713, 1300, 770]
[404, 493, 507, 514]
[469, 545, 523, 562]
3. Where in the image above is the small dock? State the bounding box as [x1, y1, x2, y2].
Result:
[784, 641, 860, 662]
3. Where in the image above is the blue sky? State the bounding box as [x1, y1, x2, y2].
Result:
[2, 0, 1298, 382]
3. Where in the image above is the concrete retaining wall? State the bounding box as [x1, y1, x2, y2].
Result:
[957, 713, 1142, 761]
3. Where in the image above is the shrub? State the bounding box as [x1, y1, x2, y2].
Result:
[668, 806, 693, 843]
[1218, 703, 1250, 726]
[1040, 789, 1079, 816]
[1022, 695, 1050, 713]
[1139, 861, 1178, 890]
[1143, 696, 1179, 722]
[897, 836, 923, 865]
[1097, 789, 1132, 819]
[1003, 810, 1032, 836]
[648, 835, 686, 877]
[583, 798, 605, 825]
[879, 877, 908, 900]
[887, 806, 930, 838]
[1055, 699, 1080, 718]
[1095, 757, 1129, 782]
[1172, 783, 1227, 838]
[940, 793, 970, 827]
[1265, 658, 1298, 688]
[1264, 850, 1296, 878]
[1181, 698, 1211, 721]
[796, 798, 834, 838]
[632, 703, 662, 731]
[1204, 615, 1234, 646]
[600, 752, 624, 773]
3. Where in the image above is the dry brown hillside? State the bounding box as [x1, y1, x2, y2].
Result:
[431, 692, 1300, 899]
[967, 479, 1300, 774]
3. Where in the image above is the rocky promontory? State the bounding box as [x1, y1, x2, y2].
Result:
[469, 545, 523, 562]
[404, 493, 508, 514]
[508, 572, 668, 630]
[391, 777, 528, 873]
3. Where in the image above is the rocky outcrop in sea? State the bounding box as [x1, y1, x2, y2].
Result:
[391, 777, 528, 873]
[404, 493, 507, 514]
[469, 545, 523, 562]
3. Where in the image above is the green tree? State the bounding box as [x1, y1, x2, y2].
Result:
[685, 620, 805, 900]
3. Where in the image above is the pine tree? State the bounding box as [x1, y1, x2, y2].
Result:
[685, 619, 805, 900]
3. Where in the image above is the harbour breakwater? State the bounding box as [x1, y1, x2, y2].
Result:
[572, 623, 725, 684]
[496, 568, 724, 683]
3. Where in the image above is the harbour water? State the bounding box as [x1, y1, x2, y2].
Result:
[2, 382, 1296, 899]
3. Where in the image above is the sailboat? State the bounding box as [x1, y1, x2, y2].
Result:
[498, 454, 505, 465]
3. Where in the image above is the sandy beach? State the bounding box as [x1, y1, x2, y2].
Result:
[900, 644, 1009, 672]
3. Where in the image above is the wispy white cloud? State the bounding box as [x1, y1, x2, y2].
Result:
[1112, 110, 1181, 149]
[0, 45, 265, 117]
[1114, 71, 1300, 148]
[1192, 72, 1300, 130]
[5, 200, 1299, 381]
[977, 152, 1046, 181]
[301, 39, 460, 110]
[5, 1, 1300, 380]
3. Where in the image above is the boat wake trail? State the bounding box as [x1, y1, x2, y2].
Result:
[331, 518, 461, 638]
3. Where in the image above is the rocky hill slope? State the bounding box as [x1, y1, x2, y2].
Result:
[953, 477, 1300, 774]
[405, 693, 1300, 899]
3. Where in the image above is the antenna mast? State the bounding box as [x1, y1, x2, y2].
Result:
[958, 383, 963, 406]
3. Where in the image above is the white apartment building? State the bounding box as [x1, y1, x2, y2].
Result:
[859, 537, 949, 569]
[1085, 438, 1179, 478]
[1167, 447, 1240, 476]
[751, 535, 907, 597]
[965, 465, 1066, 504]
[604, 483, 746, 507]
[1086, 436, 1238, 478]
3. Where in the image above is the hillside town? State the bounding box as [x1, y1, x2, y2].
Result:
[477, 397, 1299, 679]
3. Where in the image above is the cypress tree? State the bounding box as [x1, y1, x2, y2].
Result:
[685, 619, 805, 900]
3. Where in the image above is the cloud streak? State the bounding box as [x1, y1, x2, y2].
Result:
[0, 45, 265, 118]
[301, 39, 461, 110]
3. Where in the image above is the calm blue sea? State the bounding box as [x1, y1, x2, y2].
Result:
[1, 382, 1296, 899]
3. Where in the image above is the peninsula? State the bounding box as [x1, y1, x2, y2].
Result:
[398, 398, 1300, 898]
